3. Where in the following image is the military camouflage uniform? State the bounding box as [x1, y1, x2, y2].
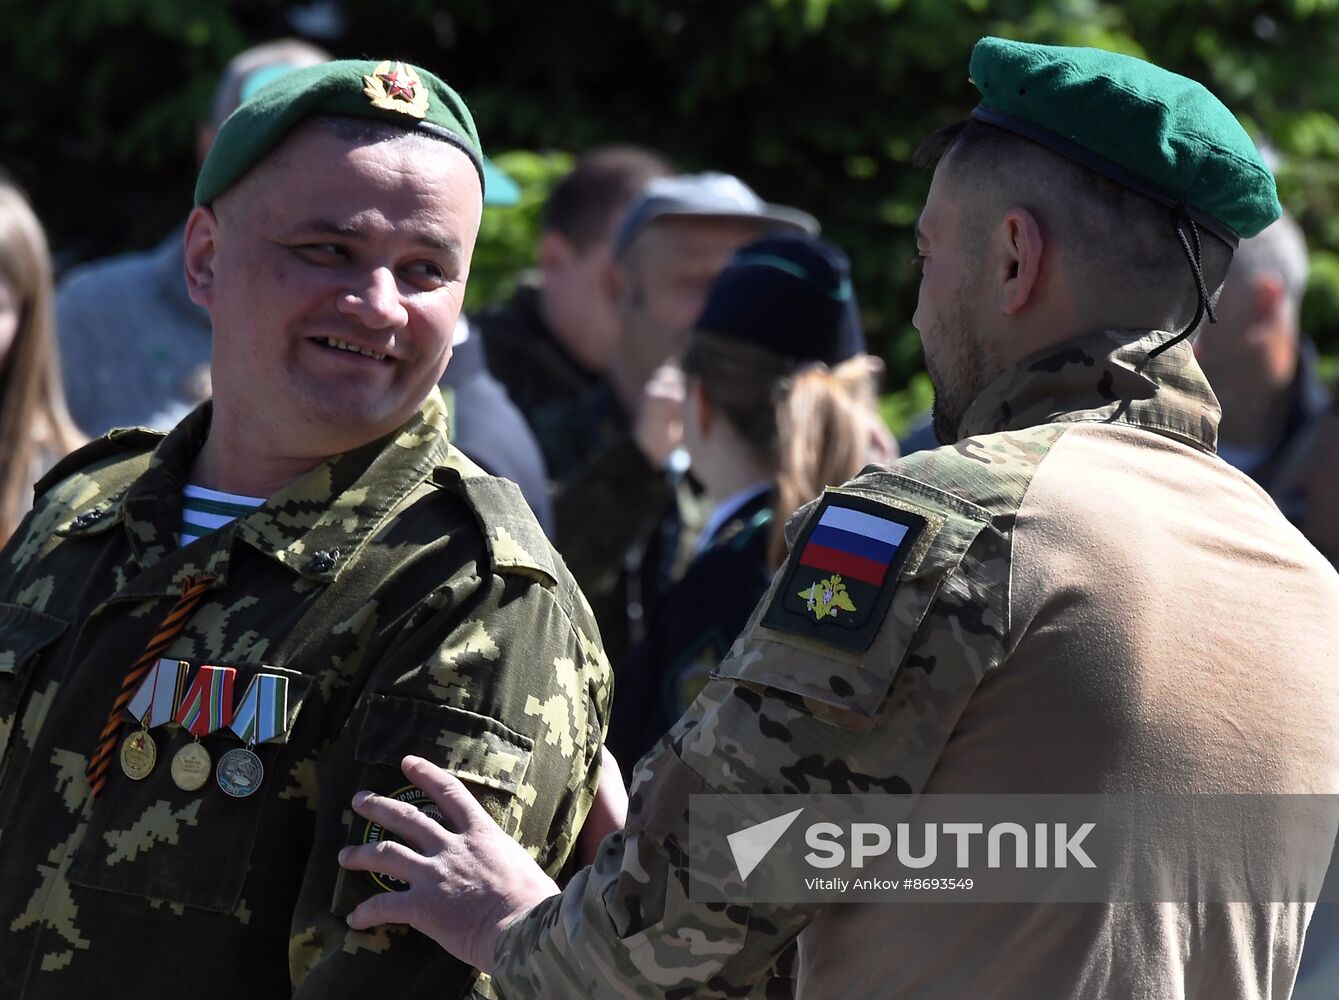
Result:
[0, 388, 612, 999]
[491, 329, 1339, 997]
[475, 283, 675, 661]
[474, 278, 603, 485]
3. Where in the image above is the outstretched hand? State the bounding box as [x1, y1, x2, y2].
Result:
[338, 755, 559, 973]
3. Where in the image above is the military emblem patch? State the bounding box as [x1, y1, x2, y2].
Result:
[362, 60, 429, 118]
[361, 783, 443, 891]
[762, 493, 925, 652]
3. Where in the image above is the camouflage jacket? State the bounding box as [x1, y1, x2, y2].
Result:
[491, 329, 1339, 997]
[0, 389, 612, 999]
[474, 278, 602, 484]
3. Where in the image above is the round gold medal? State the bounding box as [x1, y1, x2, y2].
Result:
[119, 730, 157, 780]
[171, 740, 212, 791]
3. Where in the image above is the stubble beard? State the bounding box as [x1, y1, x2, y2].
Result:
[928, 284, 990, 446]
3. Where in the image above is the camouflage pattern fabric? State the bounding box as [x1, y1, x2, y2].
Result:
[474, 279, 604, 485]
[490, 329, 1228, 997]
[475, 282, 675, 663]
[0, 388, 612, 999]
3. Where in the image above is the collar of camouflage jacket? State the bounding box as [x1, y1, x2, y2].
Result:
[955, 328, 1222, 452]
[67, 389, 454, 584]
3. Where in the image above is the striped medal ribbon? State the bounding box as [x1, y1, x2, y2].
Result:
[170, 665, 236, 792]
[118, 658, 190, 781]
[86, 575, 215, 799]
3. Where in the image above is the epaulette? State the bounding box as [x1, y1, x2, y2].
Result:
[430, 458, 558, 589]
[34, 427, 165, 499]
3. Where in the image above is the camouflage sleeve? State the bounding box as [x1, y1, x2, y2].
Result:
[553, 434, 672, 603]
[492, 479, 1006, 996]
[288, 533, 611, 999]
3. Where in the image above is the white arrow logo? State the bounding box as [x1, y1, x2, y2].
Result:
[727, 808, 804, 880]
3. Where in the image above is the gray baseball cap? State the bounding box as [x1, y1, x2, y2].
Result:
[614, 172, 819, 255]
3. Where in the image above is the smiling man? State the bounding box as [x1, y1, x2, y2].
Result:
[338, 40, 1339, 999]
[0, 61, 611, 999]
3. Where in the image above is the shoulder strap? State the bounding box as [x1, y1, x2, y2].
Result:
[431, 458, 558, 588]
[34, 427, 164, 499]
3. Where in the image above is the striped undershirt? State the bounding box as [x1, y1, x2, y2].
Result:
[178, 484, 266, 547]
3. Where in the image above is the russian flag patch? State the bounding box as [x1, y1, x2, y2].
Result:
[763, 492, 925, 651]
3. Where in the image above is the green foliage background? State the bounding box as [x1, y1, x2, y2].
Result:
[3, 0, 1338, 422]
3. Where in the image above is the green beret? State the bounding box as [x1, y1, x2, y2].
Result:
[195, 59, 483, 205]
[968, 37, 1280, 243]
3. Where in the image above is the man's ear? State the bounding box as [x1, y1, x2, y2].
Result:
[998, 207, 1044, 316]
[183, 204, 220, 308]
[536, 230, 574, 278]
[1253, 272, 1286, 323]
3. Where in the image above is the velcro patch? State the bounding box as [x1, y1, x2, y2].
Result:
[762, 493, 925, 652]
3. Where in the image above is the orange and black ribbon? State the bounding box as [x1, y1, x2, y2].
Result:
[85, 575, 214, 798]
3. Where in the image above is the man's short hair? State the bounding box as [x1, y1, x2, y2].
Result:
[915, 118, 1234, 330]
[1231, 211, 1309, 314]
[541, 146, 672, 252]
[209, 38, 333, 127]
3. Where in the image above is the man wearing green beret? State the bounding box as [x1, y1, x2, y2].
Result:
[0, 59, 611, 999]
[335, 39, 1339, 997]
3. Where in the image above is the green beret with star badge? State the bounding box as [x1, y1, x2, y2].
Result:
[967, 36, 1281, 245]
[194, 58, 483, 205]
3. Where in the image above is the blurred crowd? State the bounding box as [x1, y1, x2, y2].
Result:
[1, 37, 1336, 780]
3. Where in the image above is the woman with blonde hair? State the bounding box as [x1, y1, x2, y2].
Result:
[0, 175, 84, 542]
[608, 234, 895, 769]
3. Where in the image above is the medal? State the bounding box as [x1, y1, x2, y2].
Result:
[171, 739, 211, 791]
[119, 728, 157, 780]
[216, 746, 264, 798]
[216, 672, 290, 797]
[171, 664, 236, 793]
[119, 658, 190, 780]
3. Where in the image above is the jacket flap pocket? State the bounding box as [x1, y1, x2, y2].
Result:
[354, 693, 534, 795]
[0, 603, 68, 676]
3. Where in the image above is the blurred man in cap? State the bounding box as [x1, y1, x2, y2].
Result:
[0, 58, 610, 999]
[475, 146, 673, 481]
[340, 38, 1339, 998]
[554, 171, 822, 662]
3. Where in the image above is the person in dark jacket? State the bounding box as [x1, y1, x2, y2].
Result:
[606, 234, 893, 771]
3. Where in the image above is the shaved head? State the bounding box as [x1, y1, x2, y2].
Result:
[915, 119, 1233, 334]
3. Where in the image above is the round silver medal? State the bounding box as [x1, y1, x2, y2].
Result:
[216, 747, 264, 798]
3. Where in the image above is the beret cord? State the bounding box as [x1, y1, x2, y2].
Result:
[1149, 208, 1217, 359]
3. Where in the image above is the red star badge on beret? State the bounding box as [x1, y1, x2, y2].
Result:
[362, 60, 429, 118]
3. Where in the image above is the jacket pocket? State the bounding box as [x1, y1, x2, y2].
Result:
[66, 661, 315, 913]
[331, 693, 534, 915]
[0, 603, 69, 775]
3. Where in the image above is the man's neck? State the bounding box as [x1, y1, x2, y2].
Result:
[535, 290, 601, 376]
[189, 425, 331, 498]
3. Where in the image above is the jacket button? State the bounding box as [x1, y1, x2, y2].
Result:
[306, 548, 339, 573]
